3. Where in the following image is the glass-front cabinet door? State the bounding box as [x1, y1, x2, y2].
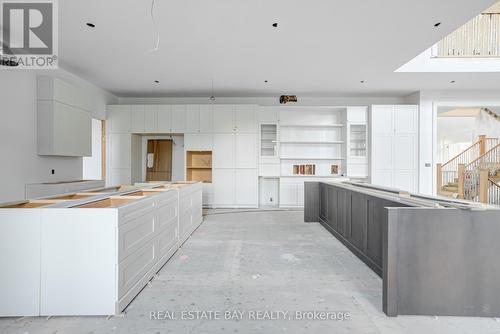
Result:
[260, 124, 278, 157]
[349, 124, 367, 157]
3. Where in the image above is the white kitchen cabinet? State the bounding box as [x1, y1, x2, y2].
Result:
[235, 169, 258, 206]
[235, 134, 257, 168]
[199, 105, 213, 133]
[213, 168, 235, 205]
[184, 134, 213, 151]
[144, 105, 158, 133]
[110, 134, 131, 168]
[157, 105, 172, 133]
[235, 105, 257, 133]
[130, 105, 145, 133]
[186, 105, 200, 133]
[371, 105, 418, 192]
[213, 134, 235, 168]
[346, 106, 368, 178]
[107, 105, 131, 133]
[37, 100, 92, 157]
[213, 105, 234, 133]
[171, 105, 186, 133]
[279, 181, 298, 207]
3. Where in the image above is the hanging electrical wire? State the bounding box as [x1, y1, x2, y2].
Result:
[150, 0, 160, 52]
[210, 79, 216, 101]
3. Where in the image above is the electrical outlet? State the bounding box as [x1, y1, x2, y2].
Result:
[51, 169, 55, 175]
[270, 197, 273, 202]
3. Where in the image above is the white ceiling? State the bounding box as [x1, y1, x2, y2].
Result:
[59, 0, 500, 97]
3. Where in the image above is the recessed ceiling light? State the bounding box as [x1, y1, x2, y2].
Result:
[154, 80, 160, 83]
[264, 80, 268, 83]
[360, 80, 365, 83]
[86, 23, 95, 28]
[434, 22, 441, 27]
[272, 23, 278, 28]
[450, 80, 456, 83]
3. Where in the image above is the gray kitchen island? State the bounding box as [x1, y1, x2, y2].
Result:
[304, 181, 500, 317]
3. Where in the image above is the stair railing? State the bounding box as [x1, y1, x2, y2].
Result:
[487, 180, 500, 206]
[436, 135, 490, 193]
[465, 143, 500, 172]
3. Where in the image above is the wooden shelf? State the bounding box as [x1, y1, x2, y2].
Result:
[186, 151, 212, 183]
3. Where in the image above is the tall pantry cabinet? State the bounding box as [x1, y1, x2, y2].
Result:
[370, 105, 418, 192]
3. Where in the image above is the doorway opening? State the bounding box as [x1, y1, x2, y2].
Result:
[146, 139, 173, 181]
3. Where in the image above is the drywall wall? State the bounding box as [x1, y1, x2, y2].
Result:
[82, 119, 103, 180]
[119, 96, 406, 106]
[0, 69, 117, 203]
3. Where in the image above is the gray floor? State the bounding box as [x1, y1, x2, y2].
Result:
[1, 210, 500, 334]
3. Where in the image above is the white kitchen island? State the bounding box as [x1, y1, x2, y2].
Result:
[0, 181, 202, 317]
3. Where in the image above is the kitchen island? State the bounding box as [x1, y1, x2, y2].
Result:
[0, 181, 202, 317]
[304, 181, 500, 317]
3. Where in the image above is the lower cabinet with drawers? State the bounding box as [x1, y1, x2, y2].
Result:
[0, 181, 203, 317]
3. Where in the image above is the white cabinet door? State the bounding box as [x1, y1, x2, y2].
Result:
[235, 134, 257, 168]
[157, 105, 172, 133]
[213, 105, 234, 133]
[171, 105, 186, 133]
[235, 169, 257, 206]
[394, 105, 418, 134]
[185, 105, 200, 133]
[213, 169, 235, 205]
[371, 105, 393, 135]
[213, 134, 234, 168]
[184, 134, 213, 150]
[107, 105, 130, 133]
[199, 105, 213, 133]
[130, 105, 145, 133]
[110, 134, 131, 168]
[144, 105, 158, 133]
[234, 105, 256, 133]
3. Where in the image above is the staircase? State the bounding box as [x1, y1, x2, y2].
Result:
[437, 135, 500, 205]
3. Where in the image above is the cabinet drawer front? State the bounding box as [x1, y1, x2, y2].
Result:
[117, 242, 156, 299]
[156, 201, 178, 233]
[155, 191, 178, 207]
[179, 196, 193, 215]
[157, 224, 178, 259]
[119, 198, 155, 225]
[118, 212, 156, 262]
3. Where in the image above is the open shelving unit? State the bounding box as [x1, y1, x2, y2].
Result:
[186, 151, 212, 183]
[278, 107, 347, 177]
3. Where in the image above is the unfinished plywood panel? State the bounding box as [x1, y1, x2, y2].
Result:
[186, 151, 212, 183]
[146, 140, 173, 181]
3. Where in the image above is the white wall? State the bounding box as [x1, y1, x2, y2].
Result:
[119, 96, 406, 106]
[0, 69, 117, 203]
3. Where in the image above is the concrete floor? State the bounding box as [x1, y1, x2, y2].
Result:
[1, 210, 500, 334]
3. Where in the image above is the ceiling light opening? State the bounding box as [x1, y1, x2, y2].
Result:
[154, 80, 160, 83]
[434, 22, 441, 27]
[86, 23, 95, 28]
[272, 23, 278, 28]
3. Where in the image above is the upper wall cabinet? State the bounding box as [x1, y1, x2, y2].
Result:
[171, 105, 186, 133]
[185, 105, 214, 133]
[107, 105, 131, 133]
[157, 105, 172, 133]
[37, 76, 93, 157]
[213, 105, 235, 133]
[144, 105, 158, 133]
[213, 105, 257, 133]
[130, 105, 145, 133]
